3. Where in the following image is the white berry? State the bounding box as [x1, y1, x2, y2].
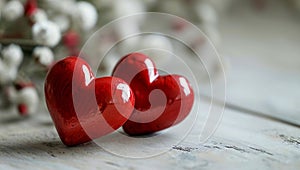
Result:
[51, 15, 70, 32]
[30, 9, 48, 23]
[1, 0, 24, 21]
[0, 64, 18, 84]
[76, 1, 98, 31]
[17, 86, 39, 114]
[33, 47, 54, 66]
[32, 20, 61, 47]
[43, 0, 76, 16]
[1, 44, 23, 67]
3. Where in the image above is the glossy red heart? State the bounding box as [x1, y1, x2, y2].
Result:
[112, 53, 194, 135]
[45, 56, 135, 146]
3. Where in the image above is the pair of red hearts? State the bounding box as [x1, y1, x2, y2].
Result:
[45, 53, 194, 146]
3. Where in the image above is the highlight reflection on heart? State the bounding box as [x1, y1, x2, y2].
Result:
[112, 53, 195, 135]
[45, 56, 135, 146]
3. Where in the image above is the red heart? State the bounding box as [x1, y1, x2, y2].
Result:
[45, 57, 135, 146]
[112, 53, 194, 135]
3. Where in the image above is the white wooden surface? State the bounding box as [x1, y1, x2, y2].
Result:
[1, 1, 300, 169]
[0, 100, 299, 170]
[201, 0, 300, 126]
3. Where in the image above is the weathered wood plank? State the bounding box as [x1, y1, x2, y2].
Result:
[201, 0, 300, 125]
[0, 1, 299, 169]
[0, 100, 299, 169]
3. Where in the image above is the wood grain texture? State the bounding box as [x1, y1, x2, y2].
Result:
[0, 1, 299, 169]
[201, 0, 300, 125]
[0, 100, 299, 170]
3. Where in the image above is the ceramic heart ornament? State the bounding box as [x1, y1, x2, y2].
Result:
[45, 56, 135, 146]
[112, 53, 194, 135]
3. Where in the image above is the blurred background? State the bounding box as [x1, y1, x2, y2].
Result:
[0, 0, 299, 126]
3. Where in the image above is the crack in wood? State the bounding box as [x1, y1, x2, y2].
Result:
[104, 161, 121, 167]
[224, 145, 250, 153]
[249, 147, 273, 156]
[200, 95, 300, 128]
[203, 145, 221, 149]
[42, 141, 62, 148]
[202, 141, 274, 156]
[279, 134, 300, 146]
[172, 146, 198, 152]
[47, 151, 57, 157]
